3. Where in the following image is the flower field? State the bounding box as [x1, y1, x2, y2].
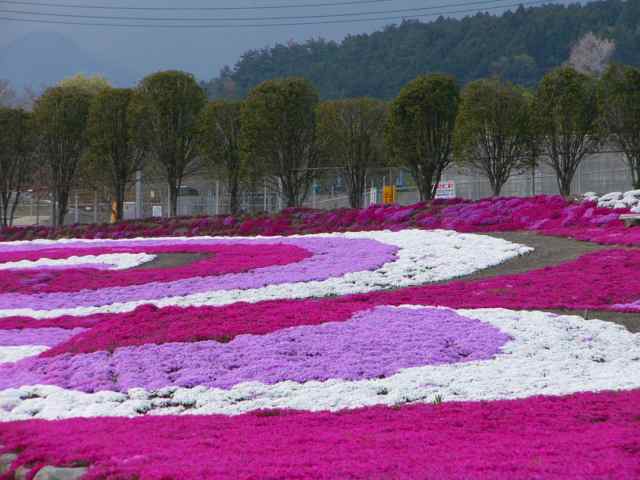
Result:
[1, 195, 640, 479]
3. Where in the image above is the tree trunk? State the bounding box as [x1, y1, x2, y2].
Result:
[348, 187, 363, 209]
[416, 171, 434, 202]
[169, 183, 179, 217]
[113, 186, 125, 223]
[228, 175, 240, 216]
[282, 179, 299, 208]
[557, 173, 573, 198]
[416, 165, 443, 202]
[56, 189, 69, 227]
[8, 191, 20, 227]
[628, 155, 640, 190]
[51, 199, 57, 228]
[0, 193, 9, 227]
[346, 170, 365, 209]
[489, 176, 504, 197]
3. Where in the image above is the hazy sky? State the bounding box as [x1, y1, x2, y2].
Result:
[0, 0, 579, 82]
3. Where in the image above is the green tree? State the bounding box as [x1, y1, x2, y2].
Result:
[58, 74, 111, 96]
[199, 100, 244, 215]
[132, 70, 206, 217]
[454, 78, 531, 196]
[386, 74, 459, 201]
[0, 107, 35, 227]
[317, 98, 388, 208]
[87, 88, 146, 222]
[33, 86, 92, 227]
[241, 77, 320, 207]
[599, 64, 640, 188]
[533, 67, 601, 197]
[490, 54, 539, 88]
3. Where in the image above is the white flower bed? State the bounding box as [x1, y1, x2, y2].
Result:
[0, 253, 156, 271]
[0, 346, 49, 364]
[0, 230, 531, 319]
[1, 308, 638, 421]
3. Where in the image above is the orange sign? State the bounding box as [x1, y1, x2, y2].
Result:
[383, 185, 397, 204]
[111, 200, 117, 223]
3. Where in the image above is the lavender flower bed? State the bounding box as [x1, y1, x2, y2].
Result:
[0, 307, 509, 392]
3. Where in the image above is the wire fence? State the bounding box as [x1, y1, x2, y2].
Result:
[8, 150, 636, 227]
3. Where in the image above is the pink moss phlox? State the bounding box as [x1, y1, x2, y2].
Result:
[1, 308, 509, 392]
[1, 196, 635, 244]
[30, 248, 640, 356]
[1, 390, 638, 479]
[0, 243, 311, 294]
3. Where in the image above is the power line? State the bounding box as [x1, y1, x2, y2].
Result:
[0, 0, 543, 22]
[0, 0, 549, 27]
[0, 0, 394, 10]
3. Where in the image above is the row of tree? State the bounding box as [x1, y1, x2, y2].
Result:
[0, 71, 208, 227]
[457, 62, 640, 198]
[206, 62, 640, 210]
[1, 62, 639, 227]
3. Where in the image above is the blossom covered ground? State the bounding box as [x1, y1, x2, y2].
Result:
[1, 195, 640, 479]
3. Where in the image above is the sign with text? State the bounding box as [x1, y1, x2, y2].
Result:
[435, 181, 456, 199]
[369, 187, 378, 205]
[152, 205, 163, 218]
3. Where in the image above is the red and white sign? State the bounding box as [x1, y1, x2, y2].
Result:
[435, 181, 456, 199]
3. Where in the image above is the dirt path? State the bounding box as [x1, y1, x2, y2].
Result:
[134, 253, 209, 270]
[461, 232, 640, 332]
[459, 231, 609, 281]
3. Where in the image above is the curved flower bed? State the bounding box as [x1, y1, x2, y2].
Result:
[1, 197, 640, 479]
[1, 307, 639, 420]
[0, 195, 634, 243]
[2, 389, 639, 480]
[0, 242, 312, 294]
[0, 230, 529, 319]
[0, 307, 510, 394]
[0, 252, 156, 271]
[0, 247, 634, 359]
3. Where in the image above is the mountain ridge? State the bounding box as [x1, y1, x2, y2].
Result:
[0, 31, 138, 92]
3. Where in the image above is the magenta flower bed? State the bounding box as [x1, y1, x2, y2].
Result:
[2, 195, 640, 479]
[1, 389, 639, 479]
[0, 242, 311, 294]
[13, 248, 639, 357]
[1, 196, 635, 245]
[0, 237, 396, 310]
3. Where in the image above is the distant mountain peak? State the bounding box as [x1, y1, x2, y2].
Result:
[0, 30, 137, 91]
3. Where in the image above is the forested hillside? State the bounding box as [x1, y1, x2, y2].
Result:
[202, 0, 640, 99]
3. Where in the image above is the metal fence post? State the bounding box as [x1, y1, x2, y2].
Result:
[312, 181, 317, 209]
[167, 184, 171, 218]
[93, 192, 98, 224]
[135, 170, 143, 219]
[35, 190, 40, 225]
[74, 192, 79, 224]
[215, 181, 220, 215]
[263, 180, 267, 212]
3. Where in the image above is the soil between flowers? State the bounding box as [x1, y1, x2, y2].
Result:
[131, 252, 209, 270]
